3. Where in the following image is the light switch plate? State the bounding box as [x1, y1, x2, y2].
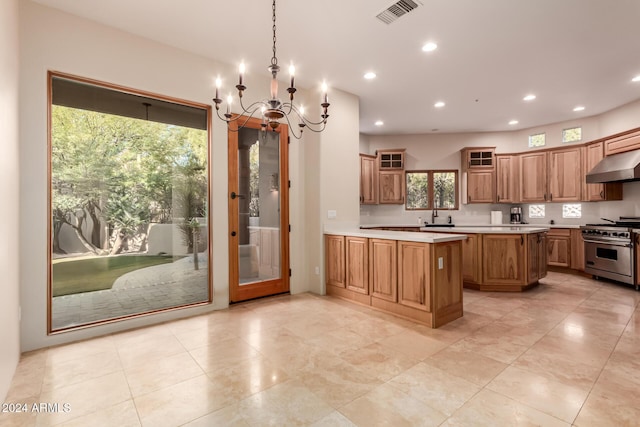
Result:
[327, 210, 337, 219]
[438, 257, 444, 269]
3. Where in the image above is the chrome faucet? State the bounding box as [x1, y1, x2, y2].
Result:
[431, 208, 438, 224]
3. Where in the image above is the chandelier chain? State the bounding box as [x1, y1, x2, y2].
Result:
[271, 0, 277, 67]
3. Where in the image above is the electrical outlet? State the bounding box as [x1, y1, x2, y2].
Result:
[327, 210, 337, 219]
[315, 266, 320, 275]
[438, 257, 444, 269]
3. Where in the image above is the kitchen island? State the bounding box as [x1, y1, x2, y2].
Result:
[324, 227, 466, 328]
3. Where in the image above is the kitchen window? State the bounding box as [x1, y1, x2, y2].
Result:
[528, 132, 546, 148]
[405, 170, 458, 210]
[562, 126, 582, 143]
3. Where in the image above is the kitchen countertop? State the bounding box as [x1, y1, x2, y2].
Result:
[324, 226, 467, 244]
[420, 226, 549, 234]
[360, 223, 580, 230]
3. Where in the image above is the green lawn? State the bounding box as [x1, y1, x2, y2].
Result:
[52, 255, 179, 297]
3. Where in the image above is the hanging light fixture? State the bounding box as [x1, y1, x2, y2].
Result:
[213, 0, 330, 139]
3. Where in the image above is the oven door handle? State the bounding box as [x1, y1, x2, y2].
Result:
[583, 239, 633, 248]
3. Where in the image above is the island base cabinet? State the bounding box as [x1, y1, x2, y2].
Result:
[325, 234, 463, 328]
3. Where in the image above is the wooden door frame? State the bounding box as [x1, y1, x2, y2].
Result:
[228, 117, 290, 302]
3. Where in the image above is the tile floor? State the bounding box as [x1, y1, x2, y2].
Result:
[2, 271, 640, 426]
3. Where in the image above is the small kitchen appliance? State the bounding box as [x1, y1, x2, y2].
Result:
[510, 206, 522, 224]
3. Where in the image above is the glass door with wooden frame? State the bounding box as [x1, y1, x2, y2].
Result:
[228, 117, 289, 302]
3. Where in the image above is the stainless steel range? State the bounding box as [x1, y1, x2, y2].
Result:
[581, 217, 639, 290]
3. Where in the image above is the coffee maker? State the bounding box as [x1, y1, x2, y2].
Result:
[510, 206, 523, 224]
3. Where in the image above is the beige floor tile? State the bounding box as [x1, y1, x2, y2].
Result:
[339, 383, 447, 427]
[443, 389, 570, 427]
[182, 403, 249, 427]
[424, 347, 508, 387]
[339, 342, 419, 382]
[0, 396, 39, 427]
[172, 323, 239, 350]
[188, 337, 261, 374]
[344, 316, 410, 342]
[46, 336, 116, 366]
[387, 362, 480, 416]
[487, 366, 589, 423]
[297, 355, 382, 408]
[36, 371, 131, 426]
[116, 334, 186, 369]
[448, 324, 533, 364]
[55, 400, 140, 427]
[531, 332, 616, 369]
[463, 296, 524, 319]
[306, 328, 376, 355]
[573, 390, 640, 427]
[310, 411, 357, 427]
[377, 329, 450, 360]
[134, 375, 235, 427]
[124, 351, 204, 397]
[512, 345, 602, 389]
[237, 380, 334, 426]
[41, 349, 122, 393]
[205, 356, 289, 400]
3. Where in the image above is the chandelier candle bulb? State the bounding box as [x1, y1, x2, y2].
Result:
[289, 64, 295, 89]
[214, 77, 221, 101]
[239, 62, 245, 86]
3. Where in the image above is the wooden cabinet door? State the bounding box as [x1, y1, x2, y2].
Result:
[548, 147, 582, 202]
[527, 234, 540, 283]
[397, 241, 429, 311]
[369, 239, 397, 302]
[538, 233, 548, 279]
[604, 129, 640, 156]
[520, 152, 548, 202]
[325, 235, 345, 288]
[482, 234, 525, 285]
[360, 154, 378, 204]
[584, 142, 623, 202]
[570, 229, 585, 271]
[547, 229, 571, 267]
[379, 171, 405, 204]
[496, 155, 519, 203]
[346, 236, 369, 294]
[466, 170, 495, 203]
[460, 233, 481, 284]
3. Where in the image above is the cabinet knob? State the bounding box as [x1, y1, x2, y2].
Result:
[600, 190, 604, 199]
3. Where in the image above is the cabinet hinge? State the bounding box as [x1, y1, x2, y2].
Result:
[287, 136, 290, 145]
[288, 224, 291, 232]
[289, 268, 292, 277]
[288, 180, 291, 188]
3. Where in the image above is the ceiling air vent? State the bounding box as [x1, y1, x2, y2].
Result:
[376, 0, 421, 24]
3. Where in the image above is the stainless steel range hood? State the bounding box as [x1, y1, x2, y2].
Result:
[586, 150, 640, 183]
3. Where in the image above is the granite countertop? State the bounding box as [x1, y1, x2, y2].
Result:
[324, 226, 467, 244]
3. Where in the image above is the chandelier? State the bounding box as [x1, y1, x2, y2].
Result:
[213, 0, 330, 139]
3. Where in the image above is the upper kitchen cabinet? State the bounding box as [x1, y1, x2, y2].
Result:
[519, 147, 582, 203]
[461, 147, 496, 203]
[377, 148, 405, 170]
[379, 170, 405, 204]
[496, 154, 519, 203]
[548, 146, 582, 202]
[583, 142, 623, 201]
[604, 128, 640, 156]
[359, 154, 378, 204]
[377, 148, 406, 204]
[519, 151, 547, 203]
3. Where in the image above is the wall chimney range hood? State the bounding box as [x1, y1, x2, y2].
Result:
[586, 150, 640, 183]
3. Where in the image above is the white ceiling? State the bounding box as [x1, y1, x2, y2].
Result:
[31, 0, 640, 135]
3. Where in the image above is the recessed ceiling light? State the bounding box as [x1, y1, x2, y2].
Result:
[422, 42, 438, 52]
[573, 106, 585, 112]
[632, 75, 640, 82]
[523, 94, 536, 101]
[375, 120, 384, 126]
[434, 101, 445, 108]
[509, 120, 519, 125]
[364, 72, 376, 80]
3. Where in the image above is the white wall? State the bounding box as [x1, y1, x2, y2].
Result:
[17, 2, 326, 351]
[0, 0, 21, 402]
[362, 99, 640, 226]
